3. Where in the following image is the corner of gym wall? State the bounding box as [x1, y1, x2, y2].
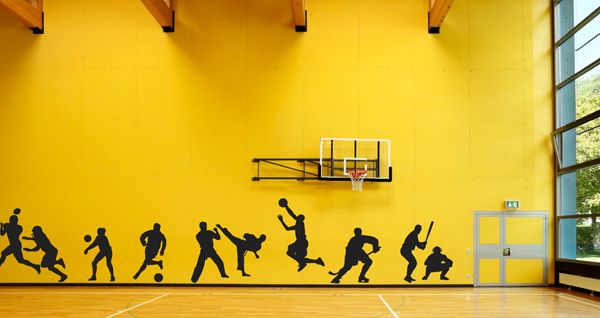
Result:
[0, 0, 553, 285]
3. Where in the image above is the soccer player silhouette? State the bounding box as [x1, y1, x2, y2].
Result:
[23, 226, 67, 282]
[422, 246, 453, 281]
[191, 222, 228, 282]
[84, 228, 115, 282]
[277, 201, 324, 271]
[401, 224, 426, 283]
[329, 228, 380, 284]
[216, 224, 266, 277]
[133, 223, 167, 280]
[0, 215, 40, 274]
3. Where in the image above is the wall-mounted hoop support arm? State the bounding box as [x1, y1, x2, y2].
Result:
[252, 158, 320, 181]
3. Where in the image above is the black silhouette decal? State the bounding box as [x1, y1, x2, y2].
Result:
[154, 273, 163, 282]
[0, 209, 41, 274]
[191, 221, 228, 282]
[84, 228, 115, 282]
[277, 198, 324, 271]
[133, 223, 166, 280]
[422, 246, 453, 281]
[329, 228, 380, 284]
[401, 222, 433, 283]
[23, 226, 67, 282]
[216, 224, 266, 277]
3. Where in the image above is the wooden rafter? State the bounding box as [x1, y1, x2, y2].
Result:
[428, 0, 454, 34]
[0, 0, 44, 34]
[140, 0, 174, 32]
[292, 0, 307, 32]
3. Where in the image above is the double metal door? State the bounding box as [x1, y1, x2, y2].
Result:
[474, 212, 548, 286]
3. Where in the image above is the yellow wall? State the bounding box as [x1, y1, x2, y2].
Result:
[0, 0, 553, 284]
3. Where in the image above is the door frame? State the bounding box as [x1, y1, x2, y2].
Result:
[473, 211, 548, 287]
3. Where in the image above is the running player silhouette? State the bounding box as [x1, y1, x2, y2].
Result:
[23, 226, 67, 282]
[133, 223, 167, 280]
[191, 222, 228, 282]
[0, 215, 40, 274]
[329, 228, 380, 284]
[277, 202, 324, 271]
[422, 246, 453, 281]
[401, 224, 426, 283]
[216, 224, 266, 277]
[84, 228, 115, 281]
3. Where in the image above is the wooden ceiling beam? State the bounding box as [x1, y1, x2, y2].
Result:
[292, 0, 307, 32]
[140, 0, 174, 32]
[428, 0, 454, 34]
[0, 0, 44, 34]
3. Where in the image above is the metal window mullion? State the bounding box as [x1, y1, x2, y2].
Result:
[553, 109, 600, 135]
[557, 157, 600, 175]
[557, 213, 600, 220]
[556, 56, 600, 90]
[555, 6, 600, 48]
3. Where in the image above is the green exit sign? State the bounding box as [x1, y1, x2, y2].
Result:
[505, 200, 520, 209]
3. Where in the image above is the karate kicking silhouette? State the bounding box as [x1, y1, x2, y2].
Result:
[84, 228, 115, 281]
[23, 226, 67, 282]
[277, 199, 324, 271]
[329, 228, 380, 284]
[216, 224, 266, 277]
[0, 215, 40, 274]
[191, 222, 228, 282]
[133, 223, 167, 280]
[422, 246, 453, 281]
[401, 224, 426, 283]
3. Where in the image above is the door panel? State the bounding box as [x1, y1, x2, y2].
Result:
[505, 259, 544, 284]
[479, 216, 501, 244]
[506, 216, 544, 245]
[479, 259, 501, 284]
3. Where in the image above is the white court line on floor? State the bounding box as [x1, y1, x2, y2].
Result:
[378, 294, 400, 318]
[104, 293, 169, 318]
[557, 294, 600, 309]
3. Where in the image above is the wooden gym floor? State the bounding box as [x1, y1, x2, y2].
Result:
[0, 286, 598, 317]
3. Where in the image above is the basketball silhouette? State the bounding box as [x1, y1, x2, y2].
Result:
[154, 273, 163, 283]
[84, 235, 92, 242]
[13, 208, 21, 215]
[278, 198, 288, 207]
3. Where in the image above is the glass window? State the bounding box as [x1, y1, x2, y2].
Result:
[556, 14, 600, 83]
[554, 1, 600, 266]
[559, 216, 600, 263]
[556, 0, 600, 40]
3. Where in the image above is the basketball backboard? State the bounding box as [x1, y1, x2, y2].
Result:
[319, 137, 392, 182]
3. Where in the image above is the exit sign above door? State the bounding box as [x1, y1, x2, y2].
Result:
[505, 200, 520, 209]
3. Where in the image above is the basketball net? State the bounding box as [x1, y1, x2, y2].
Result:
[347, 168, 368, 192]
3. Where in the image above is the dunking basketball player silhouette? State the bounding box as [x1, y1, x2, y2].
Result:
[133, 223, 167, 280]
[0, 213, 41, 274]
[216, 224, 266, 277]
[191, 222, 228, 282]
[277, 198, 324, 271]
[84, 228, 115, 281]
[23, 226, 67, 282]
[329, 228, 380, 284]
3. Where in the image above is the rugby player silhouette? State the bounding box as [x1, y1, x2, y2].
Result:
[0, 215, 40, 274]
[23, 226, 67, 282]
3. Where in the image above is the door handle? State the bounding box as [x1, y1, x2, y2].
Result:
[503, 248, 511, 256]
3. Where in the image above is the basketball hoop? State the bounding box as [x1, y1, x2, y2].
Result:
[347, 168, 368, 192]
